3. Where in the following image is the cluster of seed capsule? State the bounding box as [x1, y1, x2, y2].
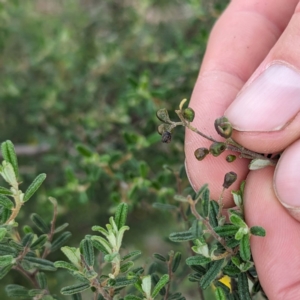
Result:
[156, 106, 237, 164]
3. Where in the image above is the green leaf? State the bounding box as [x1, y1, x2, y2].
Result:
[0, 186, 13, 195]
[76, 144, 93, 157]
[139, 161, 148, 178]
[172, 252, 181, 273]
[114, 276, 138, 287]
[186, 255, 211, 266]
[36, 272, 47, 289]
[61, 282, 91, 295]
[209, 200, 219, 228]
[0, 255, 14, 267]
[151, 274, 169, 298]
[190, 265, 206, 275]
[215, 287, 226, 300]
[54, 261, 79, 271]
[124, 295, 143, 300]
[30, 234, 48, 250]
[239, 234, 251, 261]
[238, 272, 251, 300]
[190, 220, 202, 238]
[229, 213, 247, 228]
[153, 253, 166, 262]
[22, 233, 34, 247]
[214, 225, 239, 237]
[141, 275, 152, 298]
[114, 203, 128, 229]
[202, 188, 210, 217]
[195, 184, 208, 200]
[104, 252, 119, 262]
[23, 174, 46, 202]
[199, 259, 225, 289]
[5, 284, 29, 299]
[50, 231, 72, 252]
[61, 246, 81, 269]
[0, 264, 12, 279]
[250, 226, 266, 237]
[0, 207, 11, 223]
[28, 289, 44, 296]
[80, 238, 94, 266]
[249, 158, 274, 170]
[0, 194, 14, 209]
[1, 141, 19, 178]
[54, 222, 69, 234]
[23, 256, 56, 271]
[223, 265, 241, 276]
[120, 261, 134, 273]
[71, 294, 83, 300]
[0, 227, 7, 241]
[235, 227, 248, 240]
[122, 250, 141, 261]
[169, 230, 194, 242]
[91, 239, 109, 255]
[0, 244, 18, 256]
[31, 213, 49, 234]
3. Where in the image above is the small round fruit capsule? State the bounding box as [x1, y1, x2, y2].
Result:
[209, 142, 226, 157]
[194, 147, 209, 161]
[226, 155, 236, 162]
[214, 116, 233, 138]
[161, 131, 172, 143]
[183, 107, 195, 122]
[223, 171, 237, 189]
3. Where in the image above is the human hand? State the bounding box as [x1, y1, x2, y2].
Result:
[185, 1, 300, 298]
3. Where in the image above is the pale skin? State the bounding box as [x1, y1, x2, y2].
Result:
[185, 1, 300, 299]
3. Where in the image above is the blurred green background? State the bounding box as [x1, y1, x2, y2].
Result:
[0, 0, 229, 298]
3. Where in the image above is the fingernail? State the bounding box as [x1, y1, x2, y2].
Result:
[274, 140, 300, 210]
[225, 64, 300, 131]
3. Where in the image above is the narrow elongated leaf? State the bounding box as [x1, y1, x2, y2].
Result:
[223, 265, 241, 276]
[50, 231, 72, 252]
[188, 273, 202, 282]
[5, 284, 29, 298]
[91, 239, 109, 255]
[229, 214, 247, 228]
[240, 234, 251, 261]
[61, 246, 81, 268]
[250, 226, 266, 237]
[195, 184, 208, 200]
[0, 186, 13, 195]
[249, 158, 274, 170]
[214, 281, 230, 295]
[71, 294, 82, 300]
[215, 287, 226, 300]
[114, 203, 128, 229]
[31, 213, 49, 234]
[80, 238, 94, 266]
[190, 220, 202, 238]
[23, 256, 56, 271]
[141, 275, 152, 298]
[190, 265, 206, 275]
[169, 231, 194, 242]
[186, 255, 211, 266]
[9, 240, 24, 251]
[30, 234, 48, 250]
[0, 255, 14, 266]
[151, 274, 169, 298]
[76, 144, 93, 157]
[22, 233, 34, 247]
[61, 282, 90, 295]
[214, 225, 239, 237]
[199, 259, 225, 289]
[209, 200, 219, 228]
[54, 223, 69, 234]
[122, 250, 141, 261]
[0, 227, 7, 241]
[0, 207, 11, 223]
[120, 261, 134, 273]
[28, 289, 44, 296]
[0, 264, 12, 279]
[114, 276, 138, 287]
[54, 261, 78, 271]
[153, 253, 166, 262]
[172, 252, 182, 273]
[0, 244, 18, 256]
[23, 174, 46, 202]
[1, 141, 19, 178]
[0, 194, 14, 209]
[36, 272, 47, 289]
[238, 272, 251, 300]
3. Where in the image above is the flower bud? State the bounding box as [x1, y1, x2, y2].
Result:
[223, 171, 237, 189]
[183, 107, 195, 122]
[209, 142, 226, 157]
[226, 155, 236, 163]
[194, 148, 209, 161]
[214, 116, 232, 138]
[161, 131, 172, 143]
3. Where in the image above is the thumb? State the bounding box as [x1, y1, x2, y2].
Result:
[225, 4, 300, 153]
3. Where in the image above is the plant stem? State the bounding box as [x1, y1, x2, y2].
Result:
[187, 196, 234, 255]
